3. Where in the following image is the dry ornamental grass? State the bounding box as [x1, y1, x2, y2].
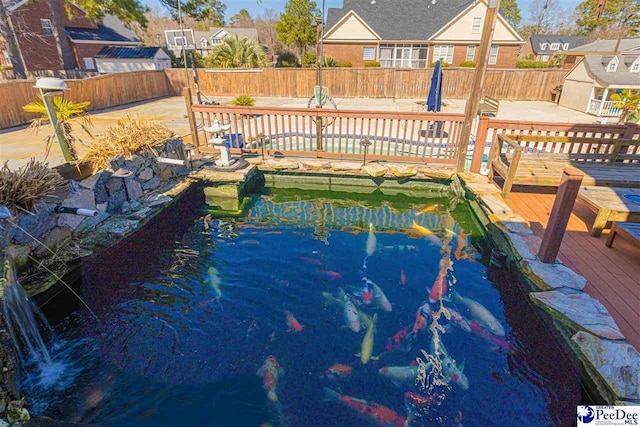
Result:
[83, 117, 175, 170]
[0, 159, 66, 213]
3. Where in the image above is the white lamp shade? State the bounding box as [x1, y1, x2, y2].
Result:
[34, 77, 69, 91]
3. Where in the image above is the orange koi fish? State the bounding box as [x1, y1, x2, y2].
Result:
[318, 270, 343, 280]
[325, 364, 353, 380]
[417, 204, 441, 214]
[428, 268, 448, 304]
[324, 388, 406, 427]
[399, 268, 407, 286]
[285, 310, 303, 332]
[257, 355, 284, 402]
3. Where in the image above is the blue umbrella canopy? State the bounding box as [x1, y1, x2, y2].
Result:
[426, 59, 443, 112]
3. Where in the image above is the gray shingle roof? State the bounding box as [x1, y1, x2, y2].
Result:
[65, 14, 140, 43]
[567, 38, 640, 53]
[583, 55, 640, 86]
[95, 46, 161, 59]
[528, 35, 588, 54]
[325, 0, 475, 41]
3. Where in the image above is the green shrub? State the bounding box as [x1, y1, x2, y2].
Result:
[322, 56, 336, 67]
[276, 52, 298, 67]
[301, 52, 316, 67]
[335, 61, 352, 68]
[430, 61, 450, 67]
[516, 59, 548, 69]
[459, 60, 476, 68]
[229, 95, 256, 106]
[364, 60, 380, 67]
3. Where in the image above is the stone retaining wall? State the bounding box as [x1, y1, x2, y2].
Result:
[460, 172, 640, 406]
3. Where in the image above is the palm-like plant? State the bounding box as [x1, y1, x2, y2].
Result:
[205, 35, 268, 69]
[610, 89, 640, 124]
[23, 95, 92, 160]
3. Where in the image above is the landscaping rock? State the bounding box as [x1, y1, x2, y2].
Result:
[125, 154, 145, 175]
[34, 227, 72, 258]
[330, 162, 361, 171]
[93, 170, 112, 204]
[141, 176, 161, 191]
[573, 331, 640, 401]
[100, 218, 140, 237]
[137, 167, 154, 181]
[481, 194, 512, 215]
[509, 233, 542, 261]
[14, 203, 56, 245]
[130, 206, 152, 220]
[107, 189, 127, 213]
[524, 258, 587, 291]
[143, 195, 172, 207]
[108, 154, 125, 171]
[125, 179, 144, 201]
[417, 166, 455, 180]
[4, 246, 30, 272]
[300, 160, 332, 171]
[531, 291, 624, 340]
[75, 203, 110, 234]
[57, 188, 96, 231]
[264, 159, 299, 170]
[106, 178, 123, 196]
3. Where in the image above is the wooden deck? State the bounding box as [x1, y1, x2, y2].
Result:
[505, 188, 640, 351]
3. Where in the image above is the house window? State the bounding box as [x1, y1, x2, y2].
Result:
[433, 45, 454, 64]
[540, 43, 547, 50]
[210, 38, 222, 45]
[488, 45, 499, 65]
[363, 47, 375, 60]
[550, 43, 560, 50]
[379, 44, 428, 68]
[539, 54, 550, 62]
[471, 17, 482, 34]
[466, 45, 476, 62]
[631, 60, 640, 72]
[41, 19, 53, 36]
[563, 43, 569, 50]
[607, 57, 618, 72]
[2, 50, 11, 66]
[174, 37, 186, 46]
[82, 57, 95, 70]
[200, 39, 207, 48]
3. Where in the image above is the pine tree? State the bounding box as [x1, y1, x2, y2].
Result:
[275, 0, 319, 59]
[574, 0, 640, 37]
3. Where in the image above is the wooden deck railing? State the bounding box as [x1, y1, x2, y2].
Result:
[190, 103, 466, 164]
[469, 120, 640, 173]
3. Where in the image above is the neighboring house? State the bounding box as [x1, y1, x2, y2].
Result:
[323, 0, 523, 68]
[519, 35, 588, 62]
[564, 38, 640, 70]
[165, 27, 259, 57]
[2, 0, 140, 71]
[559, 53, 640, 117]
[95, 46, 171, 73]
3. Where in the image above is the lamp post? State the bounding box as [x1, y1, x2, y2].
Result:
[34, 77, 73, 162]
[360, 139, 372, 166]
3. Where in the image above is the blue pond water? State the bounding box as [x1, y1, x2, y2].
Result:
[26, 186, 586, 426]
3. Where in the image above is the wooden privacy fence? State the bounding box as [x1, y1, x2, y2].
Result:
[190, 103, 465, 164]
[0, 70, 171, 129]
[469, 117, 640, 173]
[166, 68, 566, 101]
[0, 69, 99, 81]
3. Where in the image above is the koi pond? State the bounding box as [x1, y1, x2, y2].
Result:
[24, 183, 589, 426]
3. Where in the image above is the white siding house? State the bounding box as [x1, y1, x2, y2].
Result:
[95, 47, 171, 73]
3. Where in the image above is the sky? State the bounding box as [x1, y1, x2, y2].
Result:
[144, 0, 585, 24]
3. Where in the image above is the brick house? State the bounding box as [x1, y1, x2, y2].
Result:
[323, 0, 523, 68]
[519, 35, 589, 62]
[1, 0, 139, 71]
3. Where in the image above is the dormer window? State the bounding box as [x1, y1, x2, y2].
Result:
[41, 19, 53, 36]
[607, 56, 619, 72]
[631, 58, 640, 73]
[200, 39, 207, 48]
[540, 43, 547, 50]
[563, 43, 569, 50]
[550, 43, 560, 50]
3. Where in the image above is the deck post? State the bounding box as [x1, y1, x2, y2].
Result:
[538, 167, 584, 263]
[470, 116, 490, 173]
[184, 87, 200, 153]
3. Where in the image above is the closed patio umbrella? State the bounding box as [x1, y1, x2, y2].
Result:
[426, 59, 443, 112]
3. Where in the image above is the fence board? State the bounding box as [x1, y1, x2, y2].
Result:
[0, 70, 171, 129]
[166, 68, 566, 101]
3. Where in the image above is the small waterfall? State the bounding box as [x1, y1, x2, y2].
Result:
[1, 256, 54, 368]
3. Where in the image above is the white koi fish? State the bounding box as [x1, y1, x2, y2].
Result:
[379, 365, 421, 387]
[366, 222, 377, 256]
[207, 266, 222, 306]
[338, 287, 361, 332]
[370, 280, 392, 312]
[452, 290, 505, 337]
[430, 336, 469, 390]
